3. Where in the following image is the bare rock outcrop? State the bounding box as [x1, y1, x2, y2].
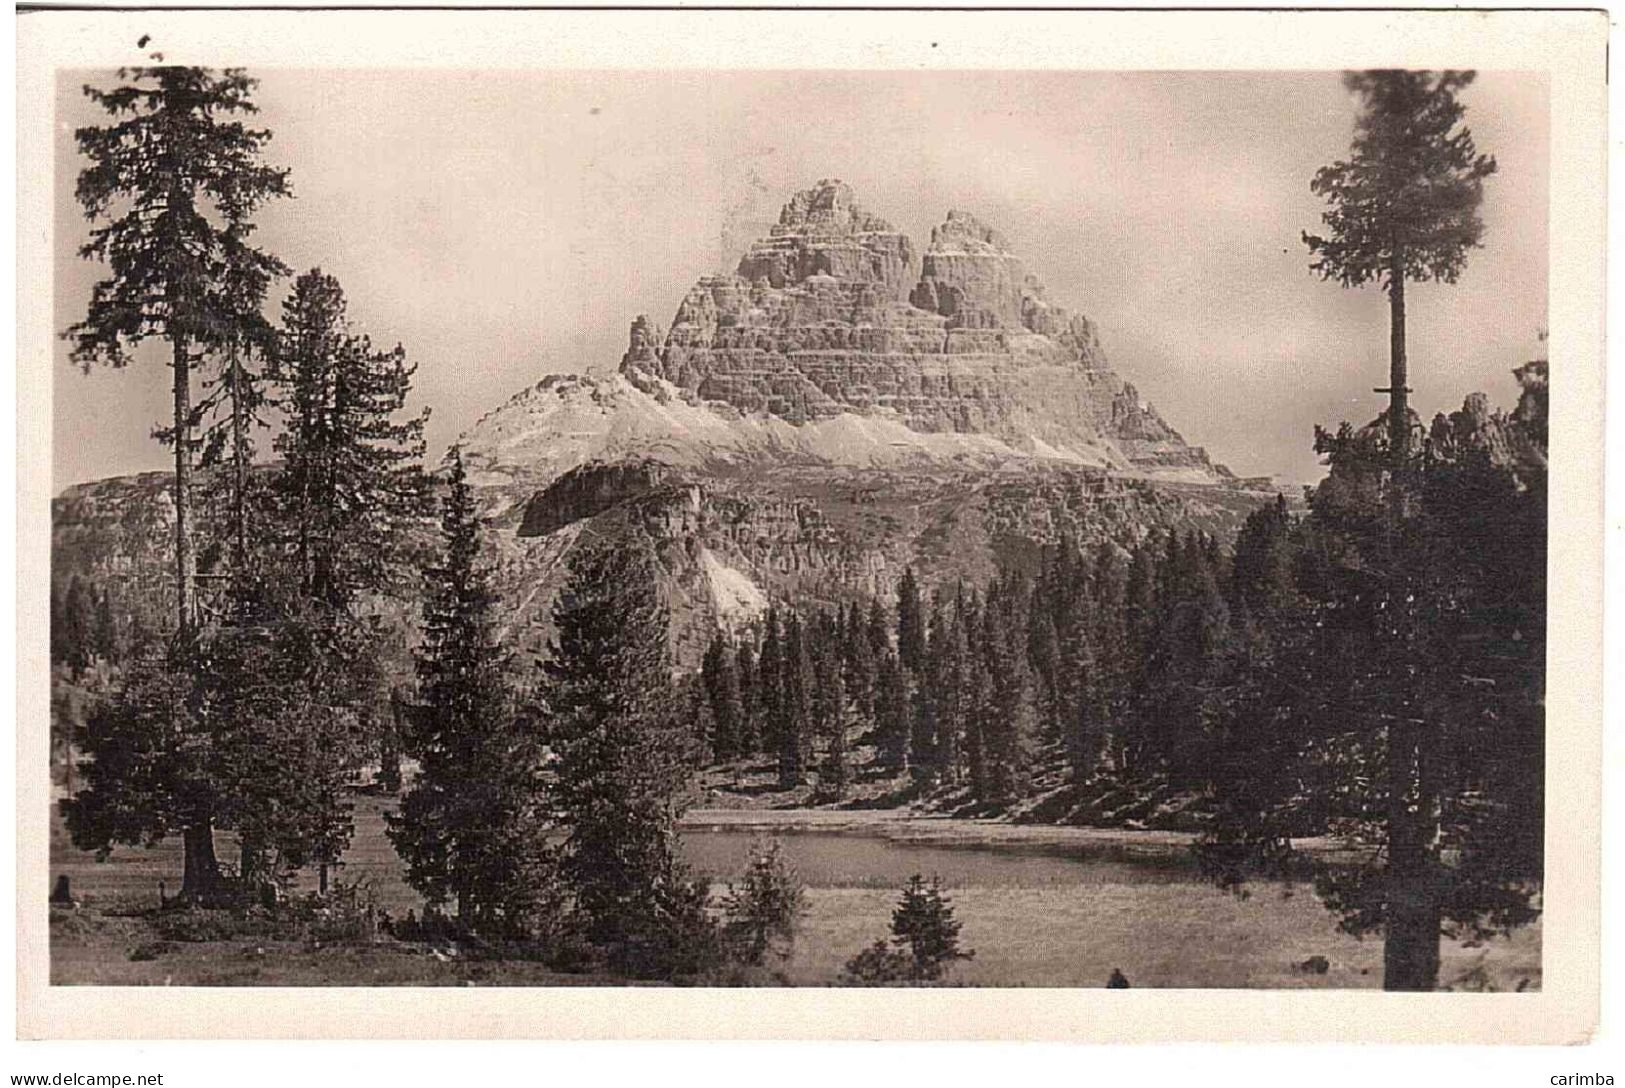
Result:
[621, 179, 1222, 479]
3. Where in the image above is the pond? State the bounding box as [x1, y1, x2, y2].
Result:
[680, 825, 1200, 889]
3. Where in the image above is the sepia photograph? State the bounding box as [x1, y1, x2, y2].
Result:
[13, 7, 1607, 1050]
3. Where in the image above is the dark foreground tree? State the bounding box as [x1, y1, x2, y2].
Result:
[537, 535, 711, 974]
[1202, 366, 1546, 992]
[197, 599, 369, 892]
[389, 450, 555, 937]
[67, 64, 291, 643]
[62, 642, 215, 895]
[1304, 70, 1496, 464]
[64, 63, 290, 900]
[1303, 70, 1500, 991]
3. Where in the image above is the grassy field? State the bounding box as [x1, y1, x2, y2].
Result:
[48, 792, 1541, 989]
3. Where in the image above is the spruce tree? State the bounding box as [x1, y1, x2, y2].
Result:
[64, 64, 294, 898]
[982, 577, 1037, 804]
[908, 596, 945, 785]
[889, 874, 974, 981]
[199, 601, 366, 892]
[701, 630, 746, 762]
[733, 639, 761, 756]
[67, 64, 291, 644]
[874, 648, 912, 773]
[812, 614, 852, 796]
[1229, 495, 1296, 626]
[1137, 533, 1231, 783]
[1058, 591, 1103, 776]
[841, 601, 878, 730]
[720, 839, 807, 966]
[60, 576, 97, 677]
[63, 643, 207, 877]
[261, 269, 428, 875]
[777, 613, 813, 788]
[865, 596, 891, 661]
[959, 589, 992, 799]
[538, 535, 706, 967]
[1204, 370, 1545, 991]
[896, 567, 927, 674]
[274, 269, 429, 610]
[756, 607, 784, 759]
[1305, 71, 1497, 477]
[389, 450, 554, 937]
[1089, 544, 1130, 772]
[925, 589, 968, 785]
[1119, 538, 1163, 777]
[197, 335, 276, 604]
[1026, 577, 1064, 744]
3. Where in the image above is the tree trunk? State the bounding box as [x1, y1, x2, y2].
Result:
[173, 336, 222, 904]
[1384, 717, 1442, 991]
[180, 821, 220, 903]
[239, 833, 268, 896]
[229, 341, 250, 578]
[172, 334, 195, 640]
[1380, 250, 1441, 992]
[1387, 253, 1409, 460]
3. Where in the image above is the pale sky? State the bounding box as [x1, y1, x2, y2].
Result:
[52, 69, 1548, 492]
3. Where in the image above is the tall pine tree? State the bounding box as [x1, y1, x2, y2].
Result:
[67, 64, 291, 643]
[537, 535, 706, 967]
[63, 63, 290, 899]
[389, 449, 555, 937]
[274, 269, 429, 610]
[701, 630, 746, 762]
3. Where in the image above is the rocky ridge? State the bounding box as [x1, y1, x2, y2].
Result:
[459, 179, 1232, 495]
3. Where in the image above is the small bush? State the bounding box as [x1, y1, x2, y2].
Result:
[149, 878, 381, 947]
[841, 873, 974, 985]
[390, 906, 459, 945]
[608, 876, 723, 981]
[841, 939, 912, 984]
[303, 878, 382, 944]
[720, 839, 806, 966]
[538, 926, 603, 975]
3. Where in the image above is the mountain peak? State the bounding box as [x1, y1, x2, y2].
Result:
[469, 180, 1234, 489]
[770, 178, 896, 238]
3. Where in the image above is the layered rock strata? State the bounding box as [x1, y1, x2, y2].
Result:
[612, 179, 1221, 479]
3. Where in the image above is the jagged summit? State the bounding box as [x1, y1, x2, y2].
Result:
[730, 179, 916, 299]
[462, 180, 1234, 491]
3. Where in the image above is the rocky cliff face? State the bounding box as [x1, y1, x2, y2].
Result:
[500, 457, 1268, 669]
[608, 180, 1221, 480]
[54, 179, 1278, 669]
